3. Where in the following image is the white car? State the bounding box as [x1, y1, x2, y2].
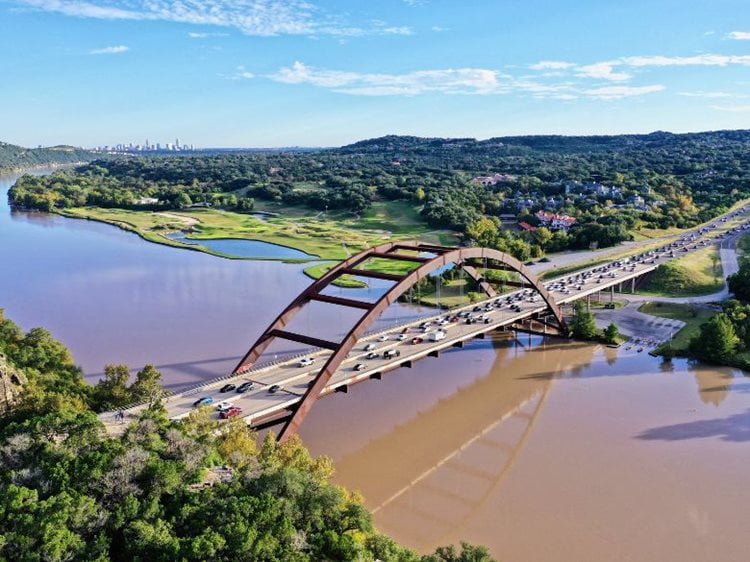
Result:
[378, 335, 389, 342]
[298, 357, 314, 368]
[215, 401, 233, 412]
[397, 333, 407, 341]
[364, 343, 376, 351]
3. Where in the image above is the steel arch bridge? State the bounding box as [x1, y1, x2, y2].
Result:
[233, 241, 566, 441]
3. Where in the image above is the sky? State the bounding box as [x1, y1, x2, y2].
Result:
[1, 0, 749, 147]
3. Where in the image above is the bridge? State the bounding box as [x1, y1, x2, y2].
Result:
[102, 204, 750, 439]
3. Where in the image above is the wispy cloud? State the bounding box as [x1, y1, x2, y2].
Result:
[529, 61, 575, 70]
[678, 91, 742, 98]
[711, 104, 750, 112]
[728, 31, 750, 40]
[188, 31, 229, 39]
[89, 44, 129, 54]
[620, 54, 750, 67]
[262, 61, 663, 100]
[584, 85, 665, 99]
[576, 62, 631, 81]
[268, 61, 505, 95]
[13, 0, 411, 37]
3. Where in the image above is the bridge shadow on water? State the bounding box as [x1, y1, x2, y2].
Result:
[636, 408, 750, 443]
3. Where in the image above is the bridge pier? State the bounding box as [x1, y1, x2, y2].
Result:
[453, 340, 465, 348]
[428, 350, 440, 357]
[370, 372, 382, 380]
[401, 360, 413, 369]
[335, 385, 348, 394]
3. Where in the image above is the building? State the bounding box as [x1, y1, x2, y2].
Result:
[535, 210, 577, 231]
[472, 173, 517, 186]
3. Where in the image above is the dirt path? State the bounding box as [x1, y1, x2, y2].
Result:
[153, 212, 200, 228]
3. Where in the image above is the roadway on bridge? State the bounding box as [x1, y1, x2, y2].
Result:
[103, 204, 750, 433]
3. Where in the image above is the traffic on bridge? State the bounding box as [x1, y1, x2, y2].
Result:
[103, 204, 750, 439]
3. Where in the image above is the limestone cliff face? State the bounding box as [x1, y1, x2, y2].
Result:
[0, 354, 26, 413]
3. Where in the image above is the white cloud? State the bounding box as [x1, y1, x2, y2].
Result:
[188, 31, 229, 39]
[529, 60, 575, 70]
[231, 65, 255, 79]
[431, 26, 446, 32]
[678, 91, 739, 98]
[728, 31, 750, 40]
[89, 44, 129, 54]
[576, 62, 631, 81]
[621, 54, 750, 67]
[583, 85, 665, 99]
[711, 104, 750, 112]
[269, 61, 506, 95]
[380, 26, 414, 35]
[14, 0, 409, 37]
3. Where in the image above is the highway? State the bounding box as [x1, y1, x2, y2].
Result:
[102, 204, 750, 434]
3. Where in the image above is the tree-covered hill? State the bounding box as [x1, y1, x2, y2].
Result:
[0, 141, 97, 171]
[0, 308, 494, 561]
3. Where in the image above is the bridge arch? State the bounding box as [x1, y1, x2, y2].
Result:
[233, 241, 566, 441]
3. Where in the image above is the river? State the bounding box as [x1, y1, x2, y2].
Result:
[2, 169, 750, 561]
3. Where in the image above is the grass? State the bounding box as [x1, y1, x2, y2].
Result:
[639, 302, 716, 353]
[638, 245, 723, 297]
[302, 262, 366, 288]
[59, 200, 457, 262]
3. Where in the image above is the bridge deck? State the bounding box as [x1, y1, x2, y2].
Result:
[101, 205, 750, 434]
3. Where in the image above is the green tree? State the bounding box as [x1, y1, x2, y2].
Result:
[129, 364, 165, 406]
[603, 323, 621, 344]
[93, 364, 131, 409]
[689, 313, 740, 363]
[728, 261, 750, 302]
[570, 301, 599, 340]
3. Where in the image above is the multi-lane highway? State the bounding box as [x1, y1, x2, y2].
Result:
[102, 204, 750, 434]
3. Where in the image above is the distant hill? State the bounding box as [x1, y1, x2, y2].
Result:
[0, 141, 97, 171]
[338, 129, 750, 155]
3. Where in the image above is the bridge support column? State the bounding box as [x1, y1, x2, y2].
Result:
[453, 340, 465, 348]
[610, 285, 615, 302]
[428, 350, 440, 357]
[401, 360, 413, 368]
[631, 277, 636, 293]
[586, 294, 591, 311]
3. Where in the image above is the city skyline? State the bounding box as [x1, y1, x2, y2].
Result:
[1, 0, 749, 147]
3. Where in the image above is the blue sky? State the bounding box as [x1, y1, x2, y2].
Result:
[1, 0, 749, 147]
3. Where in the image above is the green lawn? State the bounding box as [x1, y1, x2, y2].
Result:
[640, 302, 717, 353]
[59, 201, 456, 262]
[637, 245, 723, 297]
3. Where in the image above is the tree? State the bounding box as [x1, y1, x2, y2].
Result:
[570, 301, 599, 340]
[94, 364, 131, 409]
[603, 323, 621, 344]
[727, 261, 750, 302]
[690, 313, 740, 363]
[129, 364, 165, 407]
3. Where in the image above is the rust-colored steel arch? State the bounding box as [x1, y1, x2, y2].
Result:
[233, 242, 566, 441]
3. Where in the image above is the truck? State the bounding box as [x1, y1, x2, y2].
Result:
[430, 330, 446, 342]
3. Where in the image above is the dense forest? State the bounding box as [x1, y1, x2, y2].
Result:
[0, 142, 96, 172]
[9, 130, 750, 259]
[0, 309, 493, 561]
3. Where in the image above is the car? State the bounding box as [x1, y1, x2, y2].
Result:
[366, 351, 379, 360]
[220, 383, 236, 393]
[411, 336, 424, 344]
[193, 396, 213, 408]
[298, 357, 314, 368]
[215, 401, 233, 412]
[220, 406, 242, 419]
[268, 384, 282, 393]
[353, 363, 366, 371]
[236, 381, 254, 393]
[378, 334, 389, 342]
[397, 333, 408, 341]
[364, 343, 376, 351]
[383, 349, 401, 359]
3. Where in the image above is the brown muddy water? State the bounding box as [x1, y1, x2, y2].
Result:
[3, 170, 750, 561]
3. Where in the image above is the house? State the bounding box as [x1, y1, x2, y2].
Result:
[518, 221, 538, 232]
[473, 173, 517, 186]
[535, 210, 577, 231]
[134, 197, 159, 205]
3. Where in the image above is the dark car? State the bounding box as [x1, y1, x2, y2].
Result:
[383, 349, 401, 359]
[220, 383, 236, 393]
[353, 363, 366, 371]
[365, 352, 379, 360]
[268, 384, 281, 394]
[236, 381, 254, 393]
[192, 396, 213, 408]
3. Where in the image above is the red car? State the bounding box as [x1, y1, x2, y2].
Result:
[220, 406, 242, 419]
[411, 336, 424, 344]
